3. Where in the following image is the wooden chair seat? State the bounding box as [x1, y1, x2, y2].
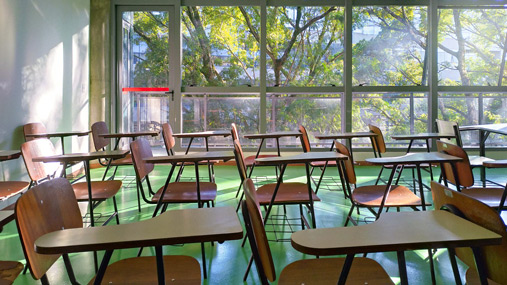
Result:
[0, 182, 29, 200]
[87, 255, 201, 285]
[461, 187, 507, 209]
[72, 180, 123, 201]
[244, 154, 278, 167]
[109, 154, 133, 166]
[351, 185, 424, 207]
[256, 183, 320, 205]
[278, 256, 393, 285]
[152, 182, 217, 203]
[0, 261, 23, 285]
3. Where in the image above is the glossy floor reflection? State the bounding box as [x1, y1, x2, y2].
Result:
[2, 164, 505, 284]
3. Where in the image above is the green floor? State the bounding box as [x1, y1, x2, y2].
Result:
[2, 163, 505, 284]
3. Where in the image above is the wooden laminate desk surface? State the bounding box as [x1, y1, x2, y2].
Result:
[32, 149, 130, 164]
[243, 131, 302, 139]
[460, 123, 507, 136]
[291, 210, 502, 256]
[315, 132, 377, 140]
[391, 133, 455, 140]
[255, 151, 348, 165]
[145, 151, 234, 164]
[172, 130, 231, 138]
[35, 206, 243, 254]
[25, 130, 90, 139]
[98, 131, 159, 139]
[365, 152, 462, 165]
[0, 151, 21, 161]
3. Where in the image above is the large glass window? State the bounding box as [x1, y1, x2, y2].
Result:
[438, 9, 507, 86]
[353, 6, 428, 86]
[115, 2, 507, 152]
[266, 6, 345, 86]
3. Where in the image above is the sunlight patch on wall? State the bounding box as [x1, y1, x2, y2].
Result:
[21, 42, 64, 124]
[72, 25, 90, 153]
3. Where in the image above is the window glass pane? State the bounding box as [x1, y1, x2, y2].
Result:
[266, 6, 345, 87]
[438, 93, 507, 147]
[181, 94, 259, 147]
[267, 94, 342, 148]
[353, 93, 428, 148]
[438, 9, 507, 86]
[124, 11, 169, 88]
[181, 7, 260, 87]
[121, 11, 169, 146]
[352, 6, 428, 86]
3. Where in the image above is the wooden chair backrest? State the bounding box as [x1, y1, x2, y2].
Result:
[130, 138, 155, 181]
[431, 182, 507, 284]
[242, 178, 276, 283]
[298, 125, 311, 153]
[368, 124, 386, 154]
[334, 141, 357, 184]
[231, 123, 240, 141]
[91, 121, 110, 151]
[23, 123, 47, 142]
[436, 140, 474, 188]
[15, 178, 83, 280]
[435, 119, 462, 147]
[21, 139, 60, 182]
[161, 123, 176, 155]
[233, 139, 248, 182]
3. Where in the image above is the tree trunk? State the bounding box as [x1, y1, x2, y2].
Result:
[453, 9, 471, 86]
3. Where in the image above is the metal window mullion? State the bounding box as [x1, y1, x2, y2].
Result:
[171, 4, 182, 136]
[478, 92, 484, 124]
[343, 0, 353, 133]
[429, 0, 439, 136]
[260, 2, 267, 133]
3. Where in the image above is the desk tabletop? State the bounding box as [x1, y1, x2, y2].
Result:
[391, 133, 455, 140]
[99, 131, 159, 138]
[255, 151, 348, 165]
[291, 210, 502, 256]
[243, 131, 302, 139]
[172, 130, 231, 138]
[33, 149, 129, 163]
[459, 124, 507, 135]
[145, 151, 235, 164]
[35, 206, 243, 254]
[315, 132, 377, 140]
[365, 152, 461, 165]
[0, 150, 21, 161]
[25, 130, 91, 138]
[460, 123, 507, 136]
[0, 210, 15, 231]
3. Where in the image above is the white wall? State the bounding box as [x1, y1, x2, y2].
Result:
[0, 0, 90, 181]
